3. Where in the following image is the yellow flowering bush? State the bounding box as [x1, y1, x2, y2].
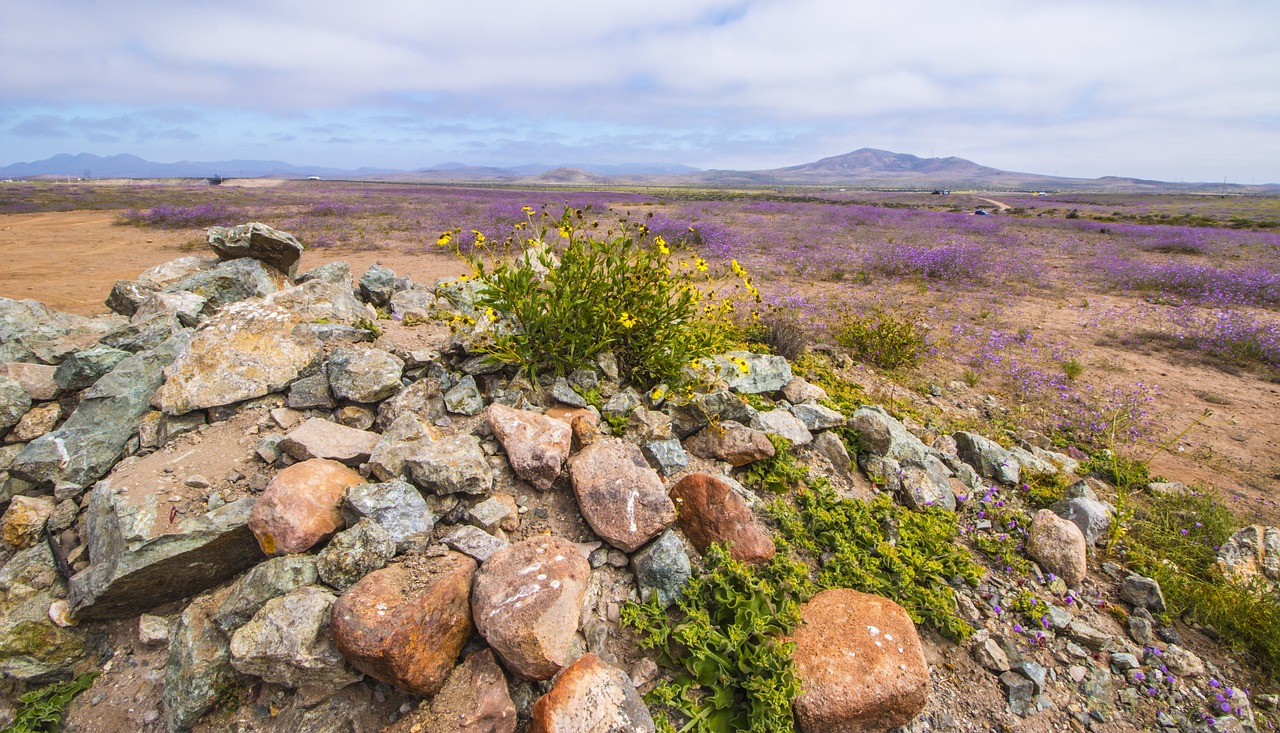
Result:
[437, 206, 752, 386]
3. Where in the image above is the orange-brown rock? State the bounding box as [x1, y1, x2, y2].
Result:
[528, 653, 655, 733]
[791, 588, 930, 733]
[330, 552, 477, 695]
[471, 536, 590, 680]
[669, 473, 774, 563]
[248, 458, 364, 556]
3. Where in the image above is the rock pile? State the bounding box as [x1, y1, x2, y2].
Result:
[0, 222, 1268, 732]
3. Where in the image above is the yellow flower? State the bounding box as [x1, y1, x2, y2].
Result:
[655, 236, 669, 255]
[650, 386, 666, 402]
[559, 225, 572, 239]
[694, 258, 708, 273]
[522, 205, 535, 214]
[618, 312, 637, 329]
[437, 232, 452, 247]
[471, 230, 486, 247]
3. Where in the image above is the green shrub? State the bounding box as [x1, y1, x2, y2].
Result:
[740, 435, 809, 494]
[1124, 491, 1280, 680]
[620, 546, 811, 733]
[1021, 470, 1069, 510]
[769, 484, 982, 641]
[832, 309, 930, 370]
[439, 207, 748, 387]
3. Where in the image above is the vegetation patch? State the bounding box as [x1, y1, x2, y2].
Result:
[3, 672, 98, 733]
[740, 435, 809, 494]
[621, 545, 810, 733]
[833, 309, 931, 370]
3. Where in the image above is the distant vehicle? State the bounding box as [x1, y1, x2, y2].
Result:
[930, 189, 950, 195]
[307, 176, 322, 181]
[974, 209, 989, 215]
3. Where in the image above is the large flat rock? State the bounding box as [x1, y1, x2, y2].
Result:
[68, 411, 268, 618]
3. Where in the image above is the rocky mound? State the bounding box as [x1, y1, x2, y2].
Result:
[0, 222, 1271, 732]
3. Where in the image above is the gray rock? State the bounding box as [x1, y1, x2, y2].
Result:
[1008, 445, 1055, 475]
[1064, 479, 1100, 501]
[229, 585, 363, 691]
[296, 260, 351, 287]
[131, 290, 207, 327]
[159, 412, 207, 446]
[550, 377, 588, 408]
[207, 222, 305, 276]
[279, 417, 378, 466]
[15, 332, 188, 488]
[1032, 446, 1079, 475]
[789, 402, 845, 431]
[625, 406, 673, 443]
[1013, 660, 1047, 695]
[0, 296, 123, 365]
[1043, 604, 1073, 630]
[286, 372, 335, 410]
[166, 257, 286, 310]
[441, 524, 510, 562]
[105, 278, 159, 317]
[632, 530, 691, 607]
[444, 375, 486, 416]
[316, 519, 396, 591]
[954, 431, 1020, 485]
[847, 406, 930, 464]
[100, 312, 186, 354]
[343, 480, 434, 553]
[860, 454, 903, 493]
[389, 285, 439, 316]
[1128, 615, 1153, 646]
[713, 351, 792, 394]
[602, 388, 642, 420]
[0, 375, 31, 432]
[326, 346, 404, 403]
[1066, 621, 1109, 651]
[1000, 670, 1036, 716]
[1119, 574, 1167, 613]
[1217, 525, 1280, 584]
[1051, 497, 1112, 547]
[811, 430, 852, 477]
[367, 414, 438, 481]
[693, 389, 755, 424]
[899, 455, 957, 511]
[972, 637, 1010, 673]
[137, 255, 220, 289]
[163, 587, 246, 733]
[1110, 652, 1140, 672]
[0, 544, 86, 680]
[68, 485, 262, 619]
[211, 555, 320, 634]
[750, 409, 813, 446]
[405, 433, 495, 495]
[1162, 643, 1206, 677]
[52, 345, 130, 391]
[358, 263, 397, 306]
[377, 377, 446, 430]
[641, 438, 688, 476]
[468, 496, 514, 532]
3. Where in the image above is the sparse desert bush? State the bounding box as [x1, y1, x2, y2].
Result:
[833, 308, 930, 370]
[116, 203, 245, 229]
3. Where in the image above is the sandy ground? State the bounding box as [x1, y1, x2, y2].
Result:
[0, 211, 469, 315]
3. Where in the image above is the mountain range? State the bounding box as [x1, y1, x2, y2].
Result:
[2, 150, 1273, 193]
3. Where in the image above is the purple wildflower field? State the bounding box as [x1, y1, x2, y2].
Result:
[4, 179, 1279, 466]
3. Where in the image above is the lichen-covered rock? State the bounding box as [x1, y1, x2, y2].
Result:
[330, 552, 476, 695]
[163, 586, 245, 732]
[404, 434, 494, 496]
[212, 555, 320, 634]
[487, 403, 571, 491]
[316, 519, 397, 591]
[444, 375, 486, 416]
[324, 347, 403, 404]
[750, 409, 813, 446]
[0, 495, 55, 549]
[166, 257, 289, 310]
[846, 406, 929, 464]
[52, 345, 130, 391]
[471, 536, 590, 680]
[791, 588, 929, 733]
[632, 530, 691, 607]
[528, 653, 655, 733]
[342, 480, 434, 553]
[0, 544, 86, 680]
[358, 263, 397, 306]
[569, 437, 676, 552]
[711, 351, 792, 394]
[5, 402, 61, 443]
[229, 585, 362, 692]
[1217, 525, 1280, 586]
[383, 648, 516, 733]
[207, 222, 305, 276]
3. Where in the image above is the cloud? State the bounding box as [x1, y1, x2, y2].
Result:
[0, 1, 1277, 180]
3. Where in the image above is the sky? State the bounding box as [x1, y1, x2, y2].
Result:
[1, 0, 1278, 183]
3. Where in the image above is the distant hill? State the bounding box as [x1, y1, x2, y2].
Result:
[2, 150, 1273, 193]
